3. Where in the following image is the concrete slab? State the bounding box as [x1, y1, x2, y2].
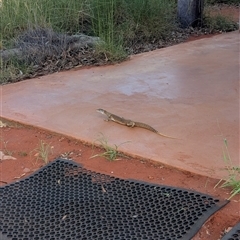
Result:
[1, 31, 239, 179]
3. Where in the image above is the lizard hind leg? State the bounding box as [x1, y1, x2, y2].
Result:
[127, 121, 135, 128]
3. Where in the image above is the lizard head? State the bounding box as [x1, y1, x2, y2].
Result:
[96, 109, 106, 114]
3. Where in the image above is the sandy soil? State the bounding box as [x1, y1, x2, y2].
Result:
[0, 120, 239, 240]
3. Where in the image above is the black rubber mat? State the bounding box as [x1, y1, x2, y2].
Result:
[221, 222, 240, 240]
[0, 158, 229, 240]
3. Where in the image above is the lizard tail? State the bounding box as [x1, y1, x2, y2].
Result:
[134, 122, 158, 133]
[156, 132, 177, 139]
[134, 121, 177, 139]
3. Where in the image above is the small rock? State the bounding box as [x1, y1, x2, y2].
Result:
[23, 168, 31, 173]
[34, 153, 39, 157]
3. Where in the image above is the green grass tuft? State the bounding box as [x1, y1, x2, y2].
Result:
[214, 139, 240, 200]
[91, 133, 129, 161]
[32, 140, 53, 164]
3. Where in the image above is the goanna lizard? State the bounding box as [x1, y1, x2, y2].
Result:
[96, 108, 177, 139]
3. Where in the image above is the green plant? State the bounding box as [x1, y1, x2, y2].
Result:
[90, 0, 176, 47]
[1, 0, 217, 85]
[214, 139, 240, 199]
[203, 2, 238, 32]
[0, 0, 86, 41]
[32, 140, 53, 164]
[1, 0, 238, 84]
[94, 41, 128, 63]
[91, 134, 129, 161]
[90, 0, 115, 46]
[203, 14, 238, 32]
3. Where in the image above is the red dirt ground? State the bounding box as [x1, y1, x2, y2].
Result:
[0, 120, 239, 240]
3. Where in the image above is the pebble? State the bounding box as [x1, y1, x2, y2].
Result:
[23, 168, 31, 173]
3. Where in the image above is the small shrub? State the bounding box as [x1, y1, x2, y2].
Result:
[214, 139, 240, 199]
[91, 134, 129, 161]
[32, 140, 53, 164]
[204, 14, 238, 32]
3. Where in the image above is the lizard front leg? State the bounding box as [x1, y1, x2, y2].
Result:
[105, 114, 114, 122]
[104, 117, 110, 122]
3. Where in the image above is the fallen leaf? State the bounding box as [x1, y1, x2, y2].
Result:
[0, 151, 16, 160]
[14, 173, 26, 179]
[101, 185, 106, 193]
[225, 227, 232, 233]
